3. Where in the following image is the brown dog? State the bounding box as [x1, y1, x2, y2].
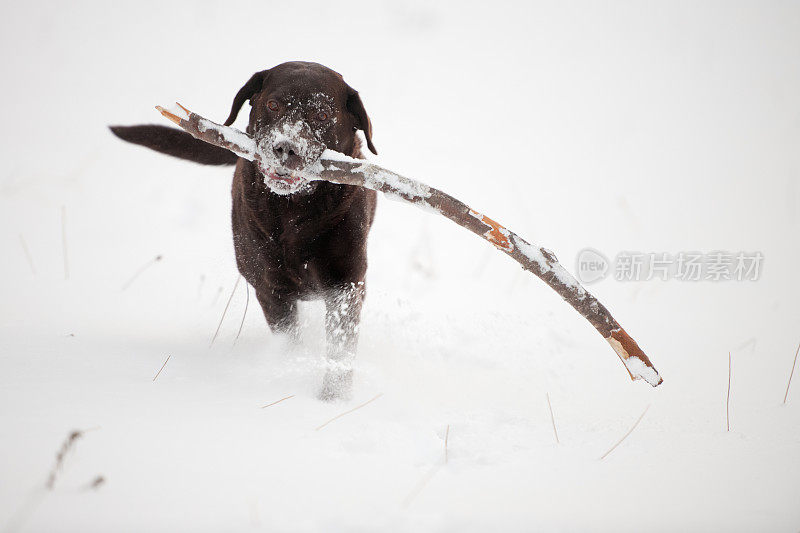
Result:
[111, 62, 378, 400]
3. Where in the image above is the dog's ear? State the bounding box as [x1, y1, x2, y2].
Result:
[224, 70, 271, 126]
[346, 86, 377, 155]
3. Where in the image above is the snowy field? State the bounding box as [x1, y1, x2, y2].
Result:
[1, 2, 799, 531]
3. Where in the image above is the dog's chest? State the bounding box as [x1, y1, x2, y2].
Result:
[252, 189, 351, 285]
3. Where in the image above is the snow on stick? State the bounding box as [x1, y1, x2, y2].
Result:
[157, 104, 663, 387]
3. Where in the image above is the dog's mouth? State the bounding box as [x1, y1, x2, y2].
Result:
[253, 123, 326, 196]
[269, 169, 302, 185]
[262, 168, 309, 195]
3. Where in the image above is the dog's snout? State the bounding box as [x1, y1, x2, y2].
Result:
[273, 140, 304, 170]
[274, 142, 296, 157]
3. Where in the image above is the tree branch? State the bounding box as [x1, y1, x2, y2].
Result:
[156, 103, 663, 387]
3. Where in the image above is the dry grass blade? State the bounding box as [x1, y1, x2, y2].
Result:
[260, 395, 295, 409]
[315, 393, 383, 431]
[727, 352, 732, 431]
[784, 341, 799, 404]
[61, 205, 69, 280]
[234, 282, 250, 343]
[6, 428, 97, 532]
[547, 393, 560, 444]
[46, 430, 83, 490]
[402, 460, 444, 508]
[599, 405, 650, 460]
[152, 354, 171, 381]
[197, 274, 205, 299]
[121, 254, 163, 291]
[210, 276, 241, 347]
[445, 424, 450, 464]
[211, 286, 223, 305]
[19, 234, 36, 275]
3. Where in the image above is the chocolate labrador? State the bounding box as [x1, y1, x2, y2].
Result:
[111, 61, 378, 400]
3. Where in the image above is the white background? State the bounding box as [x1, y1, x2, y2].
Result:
[1, 1, 798, 531]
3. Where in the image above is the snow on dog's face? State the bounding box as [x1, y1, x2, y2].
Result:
[223, 62, 377, 195]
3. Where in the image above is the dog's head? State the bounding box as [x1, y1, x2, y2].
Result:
[223, 61, 376, 195]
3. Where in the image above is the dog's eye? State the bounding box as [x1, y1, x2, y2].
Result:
[267, 100, 279, 112]
[316, 111, 329, 121]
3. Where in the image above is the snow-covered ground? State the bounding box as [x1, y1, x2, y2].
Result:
[1, 2, 799, 531]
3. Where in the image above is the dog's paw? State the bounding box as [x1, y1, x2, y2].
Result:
[318, 369, 353, 402]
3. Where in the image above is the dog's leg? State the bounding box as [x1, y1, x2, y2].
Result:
[254, 289, 300, 341]
[319, 282, 365, 401]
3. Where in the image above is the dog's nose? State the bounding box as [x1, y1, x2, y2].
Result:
[273, 141, 304, 170]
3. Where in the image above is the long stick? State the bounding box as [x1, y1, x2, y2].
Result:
[157, 104, 663, 387]
[599, 405, 650, 460]
[784, 342, 799, 405]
